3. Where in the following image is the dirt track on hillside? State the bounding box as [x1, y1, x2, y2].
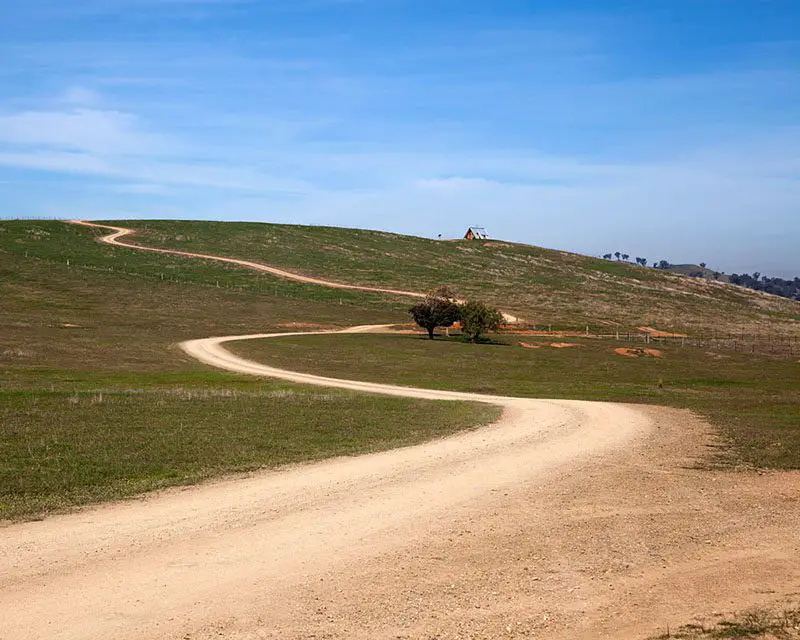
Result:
[68, 220, 429, 299]
[67, 220, 521, 323]
[1, 222, 796, 639]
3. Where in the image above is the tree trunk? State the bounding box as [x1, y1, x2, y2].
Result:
[427, 326, 435, 339]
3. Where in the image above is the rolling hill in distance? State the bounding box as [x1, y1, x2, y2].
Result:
[105, 220, 800, 336]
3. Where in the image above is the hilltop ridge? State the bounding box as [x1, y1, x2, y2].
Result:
[116, 219, 800, 337]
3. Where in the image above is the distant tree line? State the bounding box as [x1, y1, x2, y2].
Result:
[728, 273, 800, 301]
[601, 253, 800, 301]
[602, 253, 663, 268]
[603, 254, 703, 270]
[605, 255, 709, 272]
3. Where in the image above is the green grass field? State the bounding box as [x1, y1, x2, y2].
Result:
[0, 221, 497, 520]
[1, 375, 497, 521]
[0, 220, 410, 313]
[232, 332, 800, 470]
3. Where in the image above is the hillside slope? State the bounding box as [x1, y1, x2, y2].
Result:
[113, 219, 800, 336]
[0, 221, 492, 519]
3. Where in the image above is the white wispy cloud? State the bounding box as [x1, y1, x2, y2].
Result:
[0, 88, 313, 194]
[0, 149, 313, 194]
[0, 107, 165, 155]
[59, 86, 103, 106]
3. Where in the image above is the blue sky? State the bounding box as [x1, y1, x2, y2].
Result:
[1, 0, 798, 277]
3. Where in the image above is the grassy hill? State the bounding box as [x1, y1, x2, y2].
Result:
[2, 218, 799, 518]
[663, 263, 726, 280]
[114, 220, 800, 337]
[0, 221, 496, 520]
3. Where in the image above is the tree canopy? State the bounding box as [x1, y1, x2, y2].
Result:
[458, 300, 504, 343]
[409, 287, 460, 339]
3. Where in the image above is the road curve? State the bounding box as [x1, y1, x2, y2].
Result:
[182, 325, 517, 403]
[0, 220, 651, 639]
[67, 219, 520, 322]
[0, 367, 650, 640]
[69, 219, 432, 296]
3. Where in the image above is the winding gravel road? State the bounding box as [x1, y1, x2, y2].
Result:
[68, 219, 520, 323]
[68, 220, 429, 299]
[0, 221, 656, 640]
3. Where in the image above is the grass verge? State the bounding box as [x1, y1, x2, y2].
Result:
[651, 606, 800, 638]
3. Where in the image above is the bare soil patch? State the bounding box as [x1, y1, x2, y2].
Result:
[639, 326, 689, 338]
[551, 342, 580, 348]
[509, 329, 590, 336]
[616, 346, 664, 358]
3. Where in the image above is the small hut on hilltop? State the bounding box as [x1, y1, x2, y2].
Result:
[464, 227, 489, 240]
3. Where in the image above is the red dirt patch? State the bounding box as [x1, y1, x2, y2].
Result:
[550, 343, 580, 349]
[615, 347, 664, 358]
[517, 342, 542, 350]
[638, 326, 688, 338]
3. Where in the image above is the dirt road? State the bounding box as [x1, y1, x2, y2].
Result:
[68, 220, 431, 299]
[67, 220, 520, 323]
[2, 221, 796, 639]
[0, 381, 649, 640]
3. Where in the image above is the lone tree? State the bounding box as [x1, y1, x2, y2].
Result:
[409, 287, 460, 339]
[458, 300, 504, 343]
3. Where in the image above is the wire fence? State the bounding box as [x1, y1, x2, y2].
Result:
[608, 331, 800, 357]
[510, 325, 800, 357]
